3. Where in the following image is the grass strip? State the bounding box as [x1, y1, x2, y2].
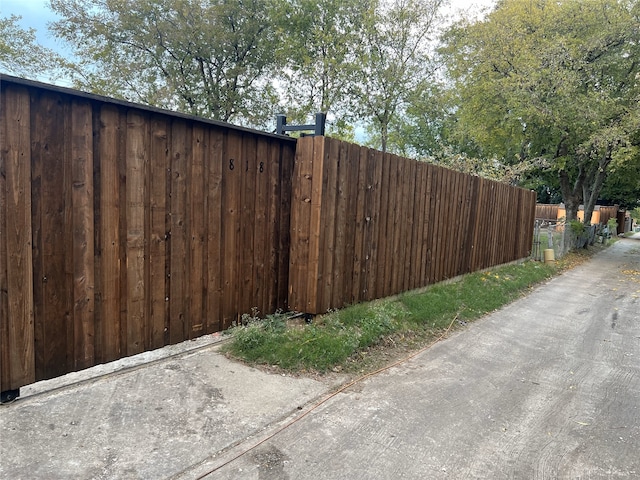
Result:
[222, 246, 608, 375]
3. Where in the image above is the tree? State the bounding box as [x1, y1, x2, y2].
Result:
[0, 15, 65, 80]
[354, 0, 445, 152]
[49, 0, 282, 125]
[441, 0, 640, 250]
[275, 0, 371, 129]
[598, 144, 640, 208]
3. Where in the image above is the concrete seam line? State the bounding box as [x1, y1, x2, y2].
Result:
[191, 315, 459, 479]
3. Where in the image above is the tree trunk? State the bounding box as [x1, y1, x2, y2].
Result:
[582, 147, 613, 226]
[380, 122, 388, 153]
[558, 165, 584, 254]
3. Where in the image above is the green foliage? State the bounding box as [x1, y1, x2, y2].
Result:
[225, 260, 558, 373]
[49, 0, 282, 125]
[354, 0, 445, 152]
[225, 305, 396, 371]
[400, 262, 556, 323]
[570, 220, 586, 235]
[0, 15, 65, 80]
[274, 0, 370, 122]
[630, 208, 640, 223]
[440, 0, 640, 236]
[599, 148, 640, 208]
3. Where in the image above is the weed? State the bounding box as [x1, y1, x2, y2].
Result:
[223, 249, 601, 375]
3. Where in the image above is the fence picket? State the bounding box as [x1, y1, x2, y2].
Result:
[2, 86, 35, 389]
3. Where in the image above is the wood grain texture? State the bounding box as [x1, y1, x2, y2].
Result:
[70, 99, 95, 370]
[0, 88, 8, 391]
[2, 86, 36, 389]
[148, 115, 169, 348]
[287, 137, 536, 315]
[206, 129, 224, 332]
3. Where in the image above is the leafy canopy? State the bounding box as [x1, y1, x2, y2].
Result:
[0, 15, 65, 80]
[49, 0, 281, 125]
[441, 0, 640, 224]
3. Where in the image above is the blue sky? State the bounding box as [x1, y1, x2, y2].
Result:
[1, 0, 61, 47]
[3, 0, 497, 52]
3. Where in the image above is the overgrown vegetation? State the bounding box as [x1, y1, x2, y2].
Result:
[223, 250, 605, 375]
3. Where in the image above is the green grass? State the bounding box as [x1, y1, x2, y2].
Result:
[222, 256, 581, 374]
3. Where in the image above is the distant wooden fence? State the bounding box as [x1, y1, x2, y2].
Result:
[1, 76, 535, 393]
[536, 203, 619, 226]
[535, 204, 559, 222]
[288, 137, 536, 314]
[1, 77, 295, 392]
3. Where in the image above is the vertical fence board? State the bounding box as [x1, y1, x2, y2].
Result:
[443, 168, 458, 280]
[240, 134, 257, 316]
[428, 166, 441, 283]
[2, 86, 36, 388]
[402, 160, 416, 291]
[360, 148, 377, 301]
[367, 149, 384, 300]
[30, 95, 43, 380]
[124, 111, 147, 355]
[288, 138, 312, 312]
[375, 154, 390, 299]
[447, 171, 463, 279]
[221, 131, 242, 327]
[409, 162, 424, 291]
[526, 191, 536, 255]
[277, 143, 294, 310]
[387, 157, 401, 294]
[460, 176, 475, 275]
[267, 141, 281, 313]
[419, 164, 432, 286]
[31, 92, 69, 379]
[98, 105, 122, 362]
[432, 167, 446, 282]
[148, 116, 169, 348]
[352, 146, 369, 304]
[477, 178, 490, 271]
[188, 125, 207, 336]
[318, 138, 339, 312]
[331, 141, 348, 308]
[320, 139, 340, 311]
[476, 180, 490, 270]
[379, 152, 391, 299]
[71, 100, 95, 370]
[342, 144, 359, 305]
[253, 138, 269, 316]
[206, 129, 224, 331]
[169, 120, 188, 341]
[0, 88, 8, 391]
[306, 137, 325, 312]
[361, 148, 375, 301]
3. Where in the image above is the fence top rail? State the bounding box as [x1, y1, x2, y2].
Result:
[0, 73, 297, 144]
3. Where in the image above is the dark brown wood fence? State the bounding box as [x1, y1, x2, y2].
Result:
[535, 204, 559, 221]
[1, 77, 535, 393]
[1, 77, 295, 392]
[288, 137, 536, 314]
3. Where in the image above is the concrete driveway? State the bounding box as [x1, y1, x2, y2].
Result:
[2, 236, 639, 479]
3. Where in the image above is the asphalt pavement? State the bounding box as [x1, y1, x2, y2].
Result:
[2, 235, 639, 479]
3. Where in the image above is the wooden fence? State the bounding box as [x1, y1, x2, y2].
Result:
[535, 204, 559, 222]
[536, 203, 619, 226]
[288, 137, 536, 314]
[1, 77, 295, 392]
[1, 76, 535, 393]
